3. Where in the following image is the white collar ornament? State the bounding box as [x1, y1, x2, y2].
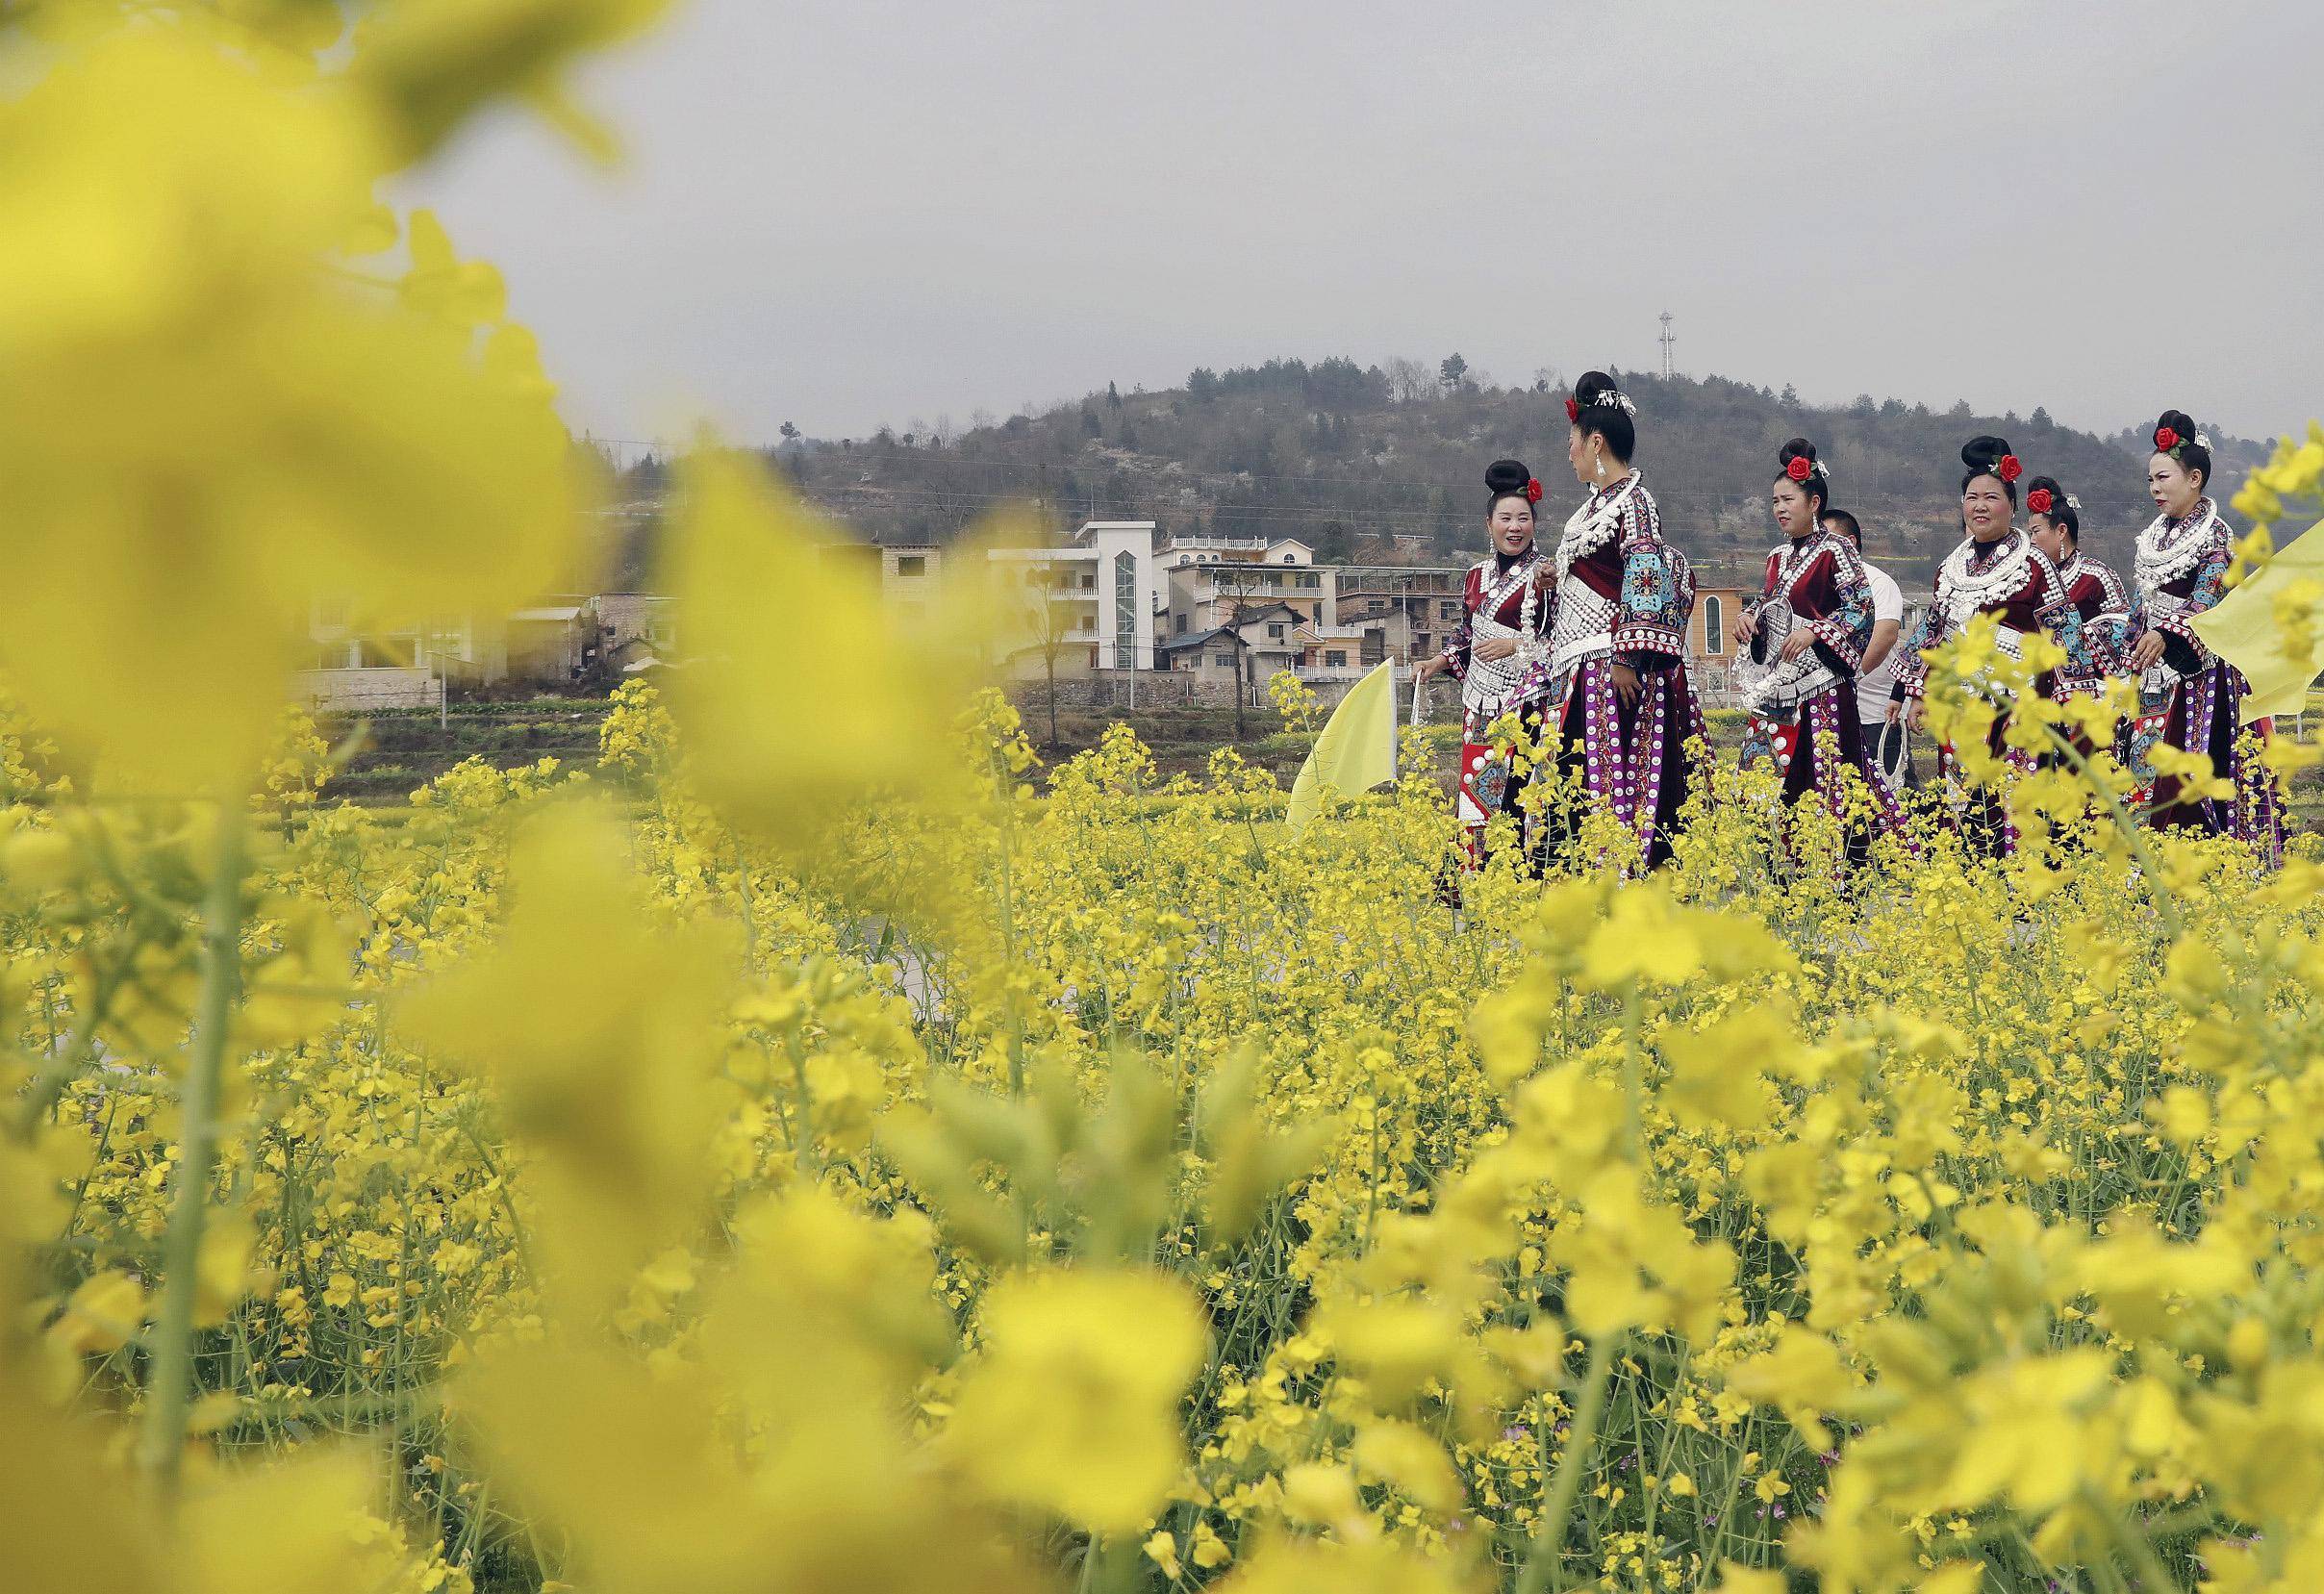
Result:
[2135, 497, 2224, 586]
[1555, 472, 1644, 578]
[1936, 529, 2035, 620]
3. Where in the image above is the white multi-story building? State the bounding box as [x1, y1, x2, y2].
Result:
[987, 520, 1165, 677]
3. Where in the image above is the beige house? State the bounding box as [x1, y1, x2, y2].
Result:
[295, 595, 618, 711]
[1332, 565, 1468, 663]
[1301, 610, 1409, 677]
[1161, 534, 1337, 642]
[1155, 602, 1309, 687]
[595, 593, 679, 673]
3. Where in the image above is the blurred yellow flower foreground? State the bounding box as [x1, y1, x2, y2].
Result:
[11, 8, 2324, 1594]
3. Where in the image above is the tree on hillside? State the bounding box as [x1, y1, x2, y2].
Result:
[778, 420, 800, 444]
[1439, 353, 1471, 395]
[1385, 356, 1432, 404]
[1188, 367, 1221, 402]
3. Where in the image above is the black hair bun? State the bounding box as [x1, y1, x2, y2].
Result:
[2157, 408, 2199, 440]
[1961, 435, 2014, 474]
[1779, 437, 1819, 471]
[1574, 370, 1618, 408]
[1485, 459, 1531, 496]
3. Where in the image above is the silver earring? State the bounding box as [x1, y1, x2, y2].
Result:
[1595, 457, 1606, 481]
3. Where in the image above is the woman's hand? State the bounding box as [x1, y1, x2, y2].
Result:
[1777, 629, 1817, 662]
[2128, 631, 2167, 672]
[1413, 655, 1447, 681]
[1473, 637, 1519, 664]
[1730, 610, 1757, 647]
[1885, 696, 1921, 731]
[1611, 662, 1642, 707]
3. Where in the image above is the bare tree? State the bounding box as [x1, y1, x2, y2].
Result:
[1208, 563, 1285, 743]
[993, 561, 1087, 750]
[1384, 356, 1431, 405]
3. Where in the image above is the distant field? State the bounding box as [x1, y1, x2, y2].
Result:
[322, 688, 2321, 829]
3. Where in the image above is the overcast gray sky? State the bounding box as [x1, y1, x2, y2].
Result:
[409, 0, 2323, 448]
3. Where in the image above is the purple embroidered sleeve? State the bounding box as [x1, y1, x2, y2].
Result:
[1608, 491, 1688, 669]
[1803, 544, 1872, 674]
[2151, 543, 2231, 670]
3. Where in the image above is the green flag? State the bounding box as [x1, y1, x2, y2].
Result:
[2189, 515, 2324, 724]
[1285, 661, 1399, 837]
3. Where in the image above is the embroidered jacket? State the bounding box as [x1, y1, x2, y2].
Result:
[1892, 530, 2081, 701]
[1550, 474, 1693, 674]
[1748, 528, 1875, 674]
[2054, 550, 2134, 694]
[1439, 549, 1551, 684]
[2131, 498, 2234, 676]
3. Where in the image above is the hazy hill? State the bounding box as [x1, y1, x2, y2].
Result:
[612, 360, 2271, 590]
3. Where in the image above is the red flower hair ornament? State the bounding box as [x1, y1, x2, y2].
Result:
[1526, 478, 1544, 503]
[2155, 425, 2181, 451]
[1565, 397, 1581, 424]
[1785, 456, 1813, 483]
[1997, 454, 2023, 484]
[2026, 486, 2055, 516]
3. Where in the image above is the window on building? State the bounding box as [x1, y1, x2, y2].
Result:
[1360, 631, 1385, 665]
[1113, 550, 1137, 670]
[897, 554, 926, 576]
[1703, 595, 1725, 655]
[1174, 613, 1188, 634]
[1281, 553, 1296, 564]
[1212, 651, 1238, 669]
[1268, 623, 1286, 640]
[1326, 650, 1347, 667]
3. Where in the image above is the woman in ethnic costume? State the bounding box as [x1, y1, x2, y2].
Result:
[1732, 439, 1906, 847]
[1887, 436, 2084, 856]
[1525, 371, 1703, 870]
[2123, 411, 2282, 857]
[2024, 474, 2133, 747]
[1416, 459, 1555, 866]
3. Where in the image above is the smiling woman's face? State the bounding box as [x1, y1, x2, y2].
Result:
[1488, 496, 1535, 556]
[1962, 477, 2012, 541]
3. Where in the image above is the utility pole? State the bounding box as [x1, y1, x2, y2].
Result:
[1659, 312, 1676, 381]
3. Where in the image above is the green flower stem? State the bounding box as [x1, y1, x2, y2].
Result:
[138, 794, 248, 1500]
[1517, 1331, 1617, 1594]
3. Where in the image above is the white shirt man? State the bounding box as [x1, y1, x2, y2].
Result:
[1825, 511, 1911, 787]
